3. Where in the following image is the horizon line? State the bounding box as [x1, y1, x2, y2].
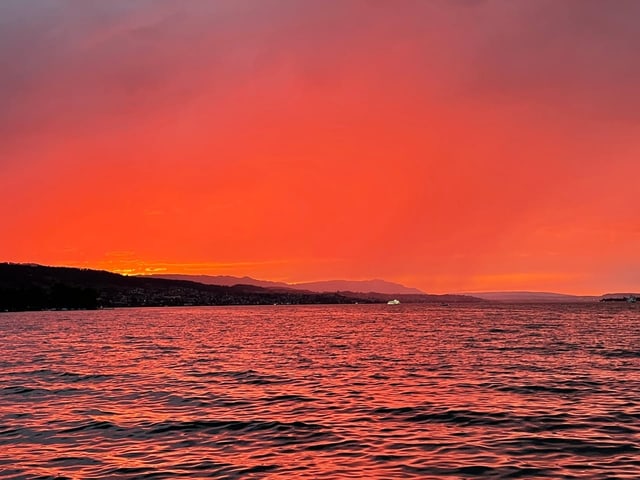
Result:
[2, 262, 636, 298]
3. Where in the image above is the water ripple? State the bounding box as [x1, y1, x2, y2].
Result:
[1, 303, 639, 478]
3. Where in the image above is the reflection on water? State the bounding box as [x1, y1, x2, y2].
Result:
[1, 303, 639, 479]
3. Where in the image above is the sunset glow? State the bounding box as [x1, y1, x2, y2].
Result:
[2, 1, 639, 294]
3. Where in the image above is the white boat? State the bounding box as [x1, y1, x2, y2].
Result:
[387, 299, 400, 305]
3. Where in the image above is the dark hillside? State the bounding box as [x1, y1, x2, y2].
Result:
[0, 264, 375, 311]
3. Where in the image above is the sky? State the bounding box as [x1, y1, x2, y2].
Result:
[1, 0, 639, 295]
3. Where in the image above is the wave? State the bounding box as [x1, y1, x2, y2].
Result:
[3, 304, 640, 479]
[145, 418, 327, 436]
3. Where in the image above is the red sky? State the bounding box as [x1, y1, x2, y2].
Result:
[1, 0, 639, 294]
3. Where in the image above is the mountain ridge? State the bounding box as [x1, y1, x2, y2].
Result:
[148, 274, 424, 295]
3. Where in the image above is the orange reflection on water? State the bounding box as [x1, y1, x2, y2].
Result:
[1, 304, 640, 478]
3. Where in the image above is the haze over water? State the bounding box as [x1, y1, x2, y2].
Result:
[2, 303, 640, 479]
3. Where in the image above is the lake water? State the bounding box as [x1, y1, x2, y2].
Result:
[1, 303, 639, 479]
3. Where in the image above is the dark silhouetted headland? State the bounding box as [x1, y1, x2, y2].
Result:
[0, 264, 370, 311]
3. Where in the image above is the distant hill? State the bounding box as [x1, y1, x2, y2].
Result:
[149, 274, 291, 290]
[601, 292, 640, 298]
[600, 293, 640, 302]
[464, 291, 598, 303]
[291, 279, 424, 294]
[147, 274, 482, 304]
[150, 274, 424, 295]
